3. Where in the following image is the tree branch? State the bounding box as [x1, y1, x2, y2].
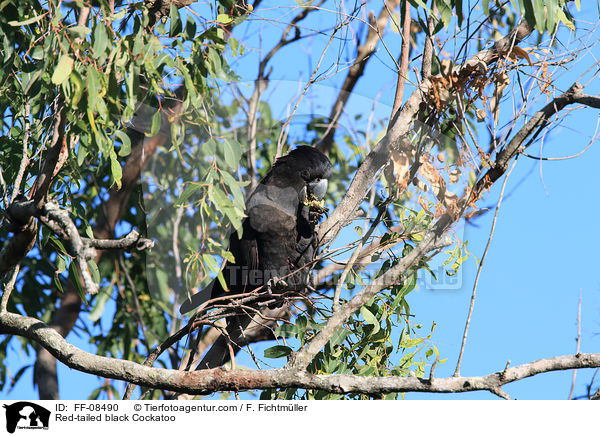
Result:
[421, 2, 436, 79]
[469, 82, 599, 203]
[390, 0, 411, 119]
[294, 79, 600, 370]
[2, 310, 599, 397]
[319, 19, 535, 248]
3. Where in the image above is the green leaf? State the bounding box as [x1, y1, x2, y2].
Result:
[222, 138, 241, 169]
[87, 259, 100, 284]
[52, 55, 74, 85]
[229, 37, 239, 55]
[115, 130, 131, 156]
[522, 0, 536, 30]
[264, 345, 292, 358]
[435, 0, 452, 28]
[329, 328, 349, 347]
[169, 3, 182, 37]
[184, 15, 197, 40]
[208, 185, 243, 234]
[49, 235, 68, 255]
[360, 306, 380, 334]
[557, 9, 575, 31]
[398, 351, 416, 369]
[275, 324, 298, 338]
[202, 253, 219, 273]
[455, 0, 463, 26]
[216, 270, 228, 292]
[147, 109, 162, 137]
[53, 274, 64, 294]
[533, 0, 546, 33]
[69, 70, 84, 107]
[176, 182, 204, 206]
[399, 338, 423, 348]
[93, 23, 109, 57]
[297, 315, 308, 339]
[89, 288, 111, 322]
[545, 0, 557, 32]
[69, 261, 86, 299]
[411, 232, 424, 242]
[207, 47, 224, 78]
[109, 149, 122, 189]
[55, 255, 66, 275]
[217, 14, 233, 24]
[7, 365, 31, 393]
[408, 0, 431, 13]
[8, 13, 46, 26]
[86, 66, 101, 108]
[221, 171, 246, 210]
[70, 25, 91, 40]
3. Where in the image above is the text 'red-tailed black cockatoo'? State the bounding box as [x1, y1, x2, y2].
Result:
[180, 145, 333, 315]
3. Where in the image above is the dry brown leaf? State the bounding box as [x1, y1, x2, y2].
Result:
[449, 169, 461, 184]
[440, 59, 453, 77]
[476, 108, 486, 122]
[508, 46, 533, 66]
[384, 149, 412, 194]
[419, 160, 439, 184]
[491, 72, 510, 123]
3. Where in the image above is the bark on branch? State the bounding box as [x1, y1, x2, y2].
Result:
[470, 82, 600, 202]
[318, 19, 535, 247]
[292, 84, 600, 371]
[1, 311, 598, 398]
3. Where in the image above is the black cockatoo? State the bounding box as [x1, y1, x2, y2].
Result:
[180, 145, 333, 315]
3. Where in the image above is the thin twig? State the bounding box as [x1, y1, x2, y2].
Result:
[454, 157, 518, 377]
[568, 290, 582, 400]
[276, 25, 342, 157]
[390, 1, 411, 120]
[10, 104, 31, 203]
[0, 266, 20, 313]
[318, 0, 401, 154]
[421, 3, 436, 79]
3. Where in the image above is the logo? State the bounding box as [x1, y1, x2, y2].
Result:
[3, 402, 50, 433]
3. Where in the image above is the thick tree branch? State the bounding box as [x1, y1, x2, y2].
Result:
[294, 81, 600, 371]
[0, 104, 68, 280]
[195, 19, 541, 371]
[33, 86, 185, 399]
[1, 310, 599, 397]
[319, 19, 535, 248]
[470, 82, 599, 202]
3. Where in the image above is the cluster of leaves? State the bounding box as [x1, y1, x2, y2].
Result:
[0, 0, 251, 396]
[260, 270, 442, 400]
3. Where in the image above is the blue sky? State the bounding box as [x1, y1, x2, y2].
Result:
[3, 1, 600, 400]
